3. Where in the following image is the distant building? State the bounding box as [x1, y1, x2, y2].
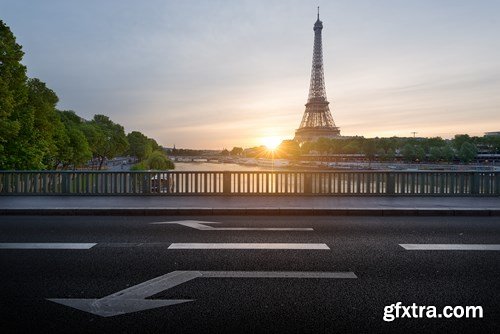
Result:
[485, 131, 500, 137]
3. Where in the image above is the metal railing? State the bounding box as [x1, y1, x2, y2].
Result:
[0, 171, 498, 196]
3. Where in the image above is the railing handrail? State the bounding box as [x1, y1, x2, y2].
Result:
[0, 170, 497, 174]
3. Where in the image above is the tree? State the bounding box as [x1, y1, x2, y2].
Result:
[316, 138, 331, 154]
[29, 78, 67, 168]
[2, 78, 61, 169]
[343, 141, 360, 154]
[0, 20, 27, 168]
[423, 137, 445, 152]
[414, 146, 425, 162]
[148, 138, 160, 152]
[131, 150, 174, 170]
[147, 150, 175, 170]
[362, 140, 377, 161]
[277, 140, 300, 159]
[300, 141, 314, 155]
[65, 126, 92, 168]
[56, 110, 91, 169]
[80, 121, 104, 169]
[458, 142, 477, 163]
[329, 138, 344, 154]
[441, 145, 455, 163]
[401, 144, 416, 162]
[127, 131, 153, 161]
[89, 114, 129, 169]
[230, 147, 243, 156]
[428, 147, 442, 162]
[380, 149, 396, 162]
[453, 134, 471, 150]
[221, 149, 230, 156]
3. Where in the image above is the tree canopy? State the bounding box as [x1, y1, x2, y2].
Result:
[0, 20, 168, 170]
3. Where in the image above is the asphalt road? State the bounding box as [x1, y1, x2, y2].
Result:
[0, 215, 499, 333]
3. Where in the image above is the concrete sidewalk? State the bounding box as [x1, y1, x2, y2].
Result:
[0, 195, 498, 216]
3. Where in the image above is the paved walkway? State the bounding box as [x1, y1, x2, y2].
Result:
[0, 196, 498, 216]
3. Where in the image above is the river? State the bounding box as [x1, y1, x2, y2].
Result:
[173, 162, 276, 172]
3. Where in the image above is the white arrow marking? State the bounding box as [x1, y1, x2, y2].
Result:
[150, 220, 313, 231]
[48, 271, 198, 317]
[48, 270, 356, 317]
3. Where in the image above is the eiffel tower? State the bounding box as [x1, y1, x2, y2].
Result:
[294, 8, 340, 143]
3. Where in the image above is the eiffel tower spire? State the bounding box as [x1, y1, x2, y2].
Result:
[295, 9, 340, 143]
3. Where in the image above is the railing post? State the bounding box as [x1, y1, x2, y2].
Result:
[61, 173, 68, 194]
[471, 172, 480, 195]
[304, 173, 312, 194]
[223, 171, 231, 195]
[386, 173, 395, 195]
[142, 173, 151, 194]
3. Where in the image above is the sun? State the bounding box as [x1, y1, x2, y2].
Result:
[261, 136, 281, 151]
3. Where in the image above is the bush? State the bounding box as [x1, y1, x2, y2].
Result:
[147, 151, 175, 170]
[130, 151, 174, 170]
[130, 161, 148, 170]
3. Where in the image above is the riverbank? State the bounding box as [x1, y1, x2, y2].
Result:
[173, 161, 499, 172]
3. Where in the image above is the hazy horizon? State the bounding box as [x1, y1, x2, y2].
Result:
[2, 0, 500, 149]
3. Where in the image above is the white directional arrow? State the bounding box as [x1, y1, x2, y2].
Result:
[48, 270, 356, 317]
[48, 271, 197, 317]
[150, 220, 313, 231]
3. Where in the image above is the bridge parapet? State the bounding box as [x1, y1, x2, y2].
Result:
[0, 171, 498, 196]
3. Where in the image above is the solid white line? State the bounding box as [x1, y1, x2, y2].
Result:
[199, 271, 357, 278]
[400, 244, 500, 251]
[0, 243, 97, 249]
[168, 243, 330, 250]
[207, 228, 314, 231]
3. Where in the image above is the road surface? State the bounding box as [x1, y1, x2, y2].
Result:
[0, 215, 499, 333]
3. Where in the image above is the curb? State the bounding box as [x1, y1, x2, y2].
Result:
[1, 208, 499, 216]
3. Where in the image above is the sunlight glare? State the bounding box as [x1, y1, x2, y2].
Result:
[261, 136, 282, 151]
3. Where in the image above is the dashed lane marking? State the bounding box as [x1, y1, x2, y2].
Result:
[0, 243, 96, 249]
[400, 244, 500, 251]
[168, 243, 330, 250]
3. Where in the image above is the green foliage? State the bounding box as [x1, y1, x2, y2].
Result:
[130, 161, 148, 171]
[127, 131, 153, 161]
[0, 20, 27, 165]
[343, 141, 361, 154]
[147, 150, 174, 170]
[316, 138, 331, 154]
[221, 149, 230, 156]
[0, 21, 168, 171]
[277, 140, 300, 159]
[299, 141, 314, 155]
[441, 145, 455, 162]
[362, 140, 377, 161]
[131, 150, 174, 170]
[56, 110, 92, 168]
[414, 146, 425, 162]
[148, 138, 160, 152]
[458, 142, 477, 163]
[401, 144, 416, 162]
[89, 114, 129, 169]
[1, 77, 61, 169]
[428, 147, 442, 162]
[230, 147, 243, 156]
[453, 134, 471, 150]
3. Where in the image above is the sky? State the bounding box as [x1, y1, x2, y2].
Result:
[1, 0, 500, 149]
